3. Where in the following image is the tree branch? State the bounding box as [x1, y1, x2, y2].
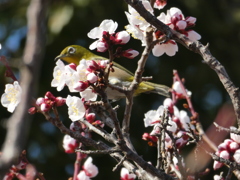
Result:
[0, 0, 48, 177]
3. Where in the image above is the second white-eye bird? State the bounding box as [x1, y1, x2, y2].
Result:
[55, 45, 170, 100]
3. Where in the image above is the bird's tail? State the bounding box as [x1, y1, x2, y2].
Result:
[140, 81, 170, 97]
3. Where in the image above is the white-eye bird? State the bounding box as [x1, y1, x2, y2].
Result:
[55, 45, 169, 100]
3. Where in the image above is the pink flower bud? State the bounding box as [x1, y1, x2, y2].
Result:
[87, 60, 99, 71]
[55, 97, 66, 106]
[85, 113, 96, 123]
[219, 150, 229, 160]
[213, 160, 223, 170]
[63, 134, 78, 153]
[83, 157, 99, 178]
[230, 127, 240, 143]
[217, 142, 227, 151]
[74, 81, 89, 92]
[68, 63, 77, 70]
[185, 16, 196, 26]
[40, 103, 51, 112]
[28, 107, 37, 114]
[98, 60, 109, 69]
[87, 73, 98, 83]
[233, 149, 240, 163]
[115, 31, 130, 44]
[163, 98, 174, 114]
[92, 120, 104, 128]
[142, 133, 150, 141]
[45, 91, 55, 101]
[173, 116, 181, 127]
[150, 125, 161, 136]
[229, 141, 239, 152]
[96, 41, 108, 52]
[224, 139, 233, 145]
[36, 97, 44, 106]
[176, 20, 187, 30]
[122, 49, 139, 59]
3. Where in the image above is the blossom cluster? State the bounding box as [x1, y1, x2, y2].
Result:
[88, 19, 139, 59]
[213, 127, 240, 170]
[3, 151, 29, 180]
[51, 59, 107, 100]
[120, 167, 136, 180]
[125, 1, 201, 56]
[143, 80, 194, 150]
[28, 91, 65, 113]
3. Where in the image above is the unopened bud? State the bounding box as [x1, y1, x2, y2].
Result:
[45, 91, 55, 101]
[98, 60, 109, 69]
[96, 41, 108, 52]
[55, 97, 66, 106]
[213, 160, 223, 170]
[74, 81, 89, 92]
[28, 107, 37, 114]
[122, 49, 139, 59]
[40, 103, 51, 112]
[85, 113, 96, 123]
[87, 73, 98, 83]
[68, 63, 77, 70]
[115, 31, 130, 44]
[36, 97, 44, 106]
[87, 60, 99, 71]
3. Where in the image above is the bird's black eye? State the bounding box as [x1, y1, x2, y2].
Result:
[68, 47, 76, 54]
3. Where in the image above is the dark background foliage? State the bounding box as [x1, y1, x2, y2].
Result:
[0, 0, 240, 179]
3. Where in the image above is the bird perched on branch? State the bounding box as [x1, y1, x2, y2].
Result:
[55, 45, 169, 100]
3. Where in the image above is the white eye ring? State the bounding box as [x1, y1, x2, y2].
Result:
[68, 47, 76, 54]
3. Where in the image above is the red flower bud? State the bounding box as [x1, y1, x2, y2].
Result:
[28, 107, 37, 114]
[74, 81, 89, 92]
[55, 97, 66, 106]
[45, 91, 55, 101]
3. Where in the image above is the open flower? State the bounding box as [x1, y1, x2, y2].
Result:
[120, 167, 136, 180]
[66, 95, 85, 121]
[1, 81, 22, 112]
[88, 19, 118, 51]
[62, 134, 78, 153]
[83, 157, 99, 178]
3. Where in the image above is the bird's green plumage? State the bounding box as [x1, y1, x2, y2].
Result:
[55, 45, 170, 100]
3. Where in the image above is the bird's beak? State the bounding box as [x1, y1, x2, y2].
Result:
[54, 54, 66, 61]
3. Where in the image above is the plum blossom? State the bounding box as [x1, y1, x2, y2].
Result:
[214, 132, 240, 170]
[66, 95, 85, 121]
[80, 88, 97, 101]
[230, 126, 240, 143]
[33, 91, 65, 112]
[1, 81, 22, 112]
[82, 157, 99, 178]
[152, 40, 178, 57]
[154, 0, 167, 10]
[51, 59, 99, 101]
[122, 49, 139, 59]
[120, 167, 136, 180]
[213, 175, 223, 180]
[157, 7, 201, 41]
[143, 105, 164, 127]
[77, 171, 90, 180]
[88, 19, 131, 52]
[144, 105, 177, 133]
[51, 60, 74, 91]
[173, 106, 195, 131]
[62, 134, 78, 153]
[172, 81, 192, 98]
[125, 5, 201, 57]
[125, 0, 153, 46]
